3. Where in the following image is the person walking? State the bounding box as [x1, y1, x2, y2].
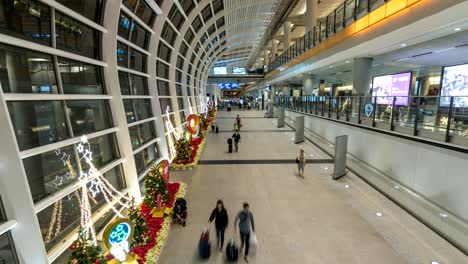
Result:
[234, 202, 255, 263]
[297, 148, 306, 177]
[232, 131, 241, 152]
[208, 200, 229, 252]
[236, 114, 242, 130]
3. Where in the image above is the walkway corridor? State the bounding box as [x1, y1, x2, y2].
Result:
[158, 110, 468, 264]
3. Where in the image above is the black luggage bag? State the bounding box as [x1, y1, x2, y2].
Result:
[226, 239, 238, 262]
[227, 138, 233, 153]
[215, 126, 219, 133]
[198, 231, 211, 259]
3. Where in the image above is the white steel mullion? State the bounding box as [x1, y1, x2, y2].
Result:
[121, 95, 153, 99]
[47, 188, 129, 263]
[127, 117, 158, 128]
[117, 66, 151, 78]
[120, 5, 155, 34]
[39, 0, 107, 33]
[133, 137, 161, 155]
[34, 158, 125, 213]
[159, 38, 175, 51]
[19, 127, 119, 159]
[116, 36, 151, 56]
[0, 34, 107, 67]
[143, 0, 163, 15]
[0, 220, 17, 236]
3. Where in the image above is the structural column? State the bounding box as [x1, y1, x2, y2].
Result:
[271, 40, 277, 61]
[263, 50, 269, 66]
[305, 0, 318, 33]
[303, 77, 313, 96]
[284, 21, 292, 50]
[352, 58, 373, 95]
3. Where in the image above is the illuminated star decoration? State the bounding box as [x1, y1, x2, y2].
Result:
[165, 106, 181, 160]
[52, 175, 64, 188]
[441, 117, 449, 126]
[60, 152, 71, 166]
[88, 179, 101, 198]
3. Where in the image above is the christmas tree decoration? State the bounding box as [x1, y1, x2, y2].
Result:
[128, 202, 151, 248]
[174, 138, 192, 163]
[143, 165, 170, 209]
[67, 229, 108, 264]
[198, 114, 208, 131]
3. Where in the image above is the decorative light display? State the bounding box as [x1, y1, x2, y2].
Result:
[103, 219, 135, 262]
[365, 103, 374, 117]
[186, 114, 200, 135]
[164, 106, 181, 160]
[187, 98, 194, 115]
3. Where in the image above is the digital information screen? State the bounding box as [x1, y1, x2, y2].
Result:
[233, 67, 246, 75]
[213, 67, 227, 75]
[372, 72, 411, 106]
[440, 64, 468, 107]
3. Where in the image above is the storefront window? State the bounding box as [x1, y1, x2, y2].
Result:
[0, 0, 51, 46]
[58, 58, 104, 94]
[55, 12, 99, 59]
[0, 43, 57, 94]
[8, 101, 69, 151]
[56, 0, 103, 23]
[23, 145, 79, 203]
[66, 100, 112, 136]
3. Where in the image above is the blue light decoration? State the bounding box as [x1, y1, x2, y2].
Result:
[108, 222, 131, 245]
[232, 83, 239, 88]
[103, 219, 134, 262]
[365, 103, 374, 117]
[225, 83, 232, 89]
[217, 83, 239, 89]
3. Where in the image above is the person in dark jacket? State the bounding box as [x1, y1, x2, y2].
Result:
[208, 200, 229, 251]
[234, 202, 255, 262]
[232, 132, 241, 152]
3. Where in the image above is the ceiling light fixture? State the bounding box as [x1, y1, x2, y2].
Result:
[454, 27, 461, 31]
[401, 43, 407, 47]
[376, 212, 383, 217]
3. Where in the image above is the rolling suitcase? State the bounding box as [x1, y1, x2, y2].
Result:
[215, 126, 219, 133]
[226, 239, 238, 262]
[227, 139, 233, 153]
[198, 231, 211, 259]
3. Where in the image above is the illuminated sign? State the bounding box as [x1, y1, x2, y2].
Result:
[213, 67, 227, 75]
[218, 83, 239, 89]
[103, 219, 134, 262]
[233, 67, 246, 75]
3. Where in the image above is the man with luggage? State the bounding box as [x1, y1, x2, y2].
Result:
[234, 202, 255, 263]
[232, 131, 241, 152]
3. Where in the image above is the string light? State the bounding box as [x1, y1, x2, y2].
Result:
[164, 106, 181, 160]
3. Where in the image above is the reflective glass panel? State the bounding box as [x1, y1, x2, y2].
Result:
[118, 12, 132, 39]
[130, 22, 149, 49]
[66, 100, 112, 136]
[157, 80, 170, 96]
[135, 0, 155, 26]
[134, 152, 145, 173]
[80, 133, 120, 171]
[117, 42, 128, 67]
[8, 101, 69, 151]
[0, 232, 19, 263]
[129, 48, 146, 73]
[58, 58, 104, 94]
[56, 0, 103, 23]
[0, 43, 57, 93]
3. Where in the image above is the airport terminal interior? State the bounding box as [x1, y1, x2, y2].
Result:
[1, 0, 468, 263]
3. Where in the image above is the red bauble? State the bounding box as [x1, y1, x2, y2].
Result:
[94, 259, 100, 264]
[69, 244, 77, 250]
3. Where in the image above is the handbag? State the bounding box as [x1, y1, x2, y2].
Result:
[295, 157, 299, 164]
[249, 220, 258, 257]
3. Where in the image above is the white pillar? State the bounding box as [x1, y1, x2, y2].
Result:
[0, 96, 49, 263]
[271, 40, 277, 60]
[303, 77, 314, 96]
[284, 21, 292, 50]
[102, 0, 142, 199]
[264, 50, 269, 65]
[352, 58, 374, 95]
[306, 0, 318, 33]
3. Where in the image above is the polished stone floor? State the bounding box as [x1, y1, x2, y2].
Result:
[158, 110, 468, 264]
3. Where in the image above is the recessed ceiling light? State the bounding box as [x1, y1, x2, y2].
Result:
[440, 213, 448, 218]
[324, 167, 329, 170]
[401, 43, 407, 47]
[394, 185, 400, 189]
[329, 66, 334, 68]
[376, 212, 383, 217]
[431, 262, 440, 264]
[345, 185, 350, 188]
[454, 27, 461, 31]
[345, 60, 350, 63]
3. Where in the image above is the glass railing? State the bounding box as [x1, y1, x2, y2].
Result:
[274, 95, 468, 149]
[268, 0, 412, 72]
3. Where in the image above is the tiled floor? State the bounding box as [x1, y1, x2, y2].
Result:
[157, 110, 468, 264]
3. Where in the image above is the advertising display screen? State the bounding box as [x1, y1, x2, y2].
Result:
[233, 67, 246, 75]
[440, 64, 468, 107]
[372, 72, 411, 106]
[218, 83, 239, 89]
[213, 67, 227, 75]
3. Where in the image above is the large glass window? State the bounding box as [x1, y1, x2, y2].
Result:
[162, 22, 177, 45]
[156, 60, 169, 79]
[207, 24, 216, 36]
[184, 29, 195, 44]
[135, 0, 155, 26]
[143, 142, 160, 166]
[159, 98, 173, 112]
[122, 0, 138, 12]
[212, 0, 224, 14]
[130, 22, 149, 49]
[176, 84, 183, 96]
[179, 0, 195, 15]
[157, 80, 170, 96]
[58, 58, 104, 94]
[0, 232, 19, 263]
[8, 101, 69, 151]
[176, 70, 183, 83]
[56, 0, 104, 24]
[129, 73, 148, 95]
[201, 5, 213, 23]
[23, 145, 78, 202]
[0, 43, 57, 94]
[134, 152, 145, 173]
[117, 42, 128, 67]
[80, 133, 120, 171]
[192, 15, 203, 33]
[157, 43, 172, 63]
[168, 5, 185, 30]
[55, 11, 99, 59]
[179, 42, 188, 57]
[0, 0, 51, 46]
[118, 12, 132, 39]
[67, 100, 112, 136]
[124, 99, 152, 123]
[129, 48, 146, 73]
[129, 121, 156, 149]
[216, 17, 225, 28]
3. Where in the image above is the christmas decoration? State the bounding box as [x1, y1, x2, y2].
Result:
[198, 114, 208, 131]
[102, 219, 138, 263]
[67, 229, 107, 264]
[173, 138, 192, 163]
[143, 165, 170, 209]
[128, 202, 151, 248]
[186, 114, 200, 135]
[157, 160, 170, 189]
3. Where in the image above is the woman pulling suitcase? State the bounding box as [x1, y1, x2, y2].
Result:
[208, 200, 229, 252]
